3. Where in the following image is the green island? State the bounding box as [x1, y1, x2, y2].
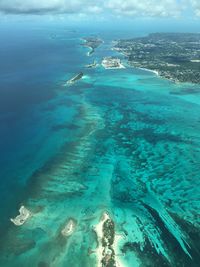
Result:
[101, 218, 116, 267]
[94, 212, 122, 267]
[115, 33, 200, 84]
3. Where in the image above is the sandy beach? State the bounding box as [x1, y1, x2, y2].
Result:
[61, 218, 76, 237]
[113, 234, 126, 267]
[138, 67, 159, 76]
[87, 47, 94, 56]
[94, 212, 109, 267]
[10, 205, 31, 226]
[94, 212, 125, 267]
[102, 63, 125, 70]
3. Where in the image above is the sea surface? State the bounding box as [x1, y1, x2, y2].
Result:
[0, 23, 200, 267]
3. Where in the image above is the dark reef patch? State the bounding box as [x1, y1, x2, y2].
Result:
[169, 212, 200, 264]
[170, 88, 200, 95]
[121, 239, 170, 267]
[143, 204, 198, 267]
[38, 261, 50, 267]
[51, 123, 80, 132]
[133, 128, 186, 145]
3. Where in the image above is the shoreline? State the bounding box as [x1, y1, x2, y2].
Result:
[10, 205, 31, 226]
[81, 37, 103, 56]
[66, 72, 84, 85]
[94, 212, 109, 267]
[87, 47, 94, 56]
[102, 63, 125, 70]
[102, 57, 126, 70]
[138, 67, 159, 76]
[113, 234, 126, 267]
[113, 43, 199, 85]
[61, 218, 76, 237]
[80, 38, 94, 56]
[137, 66, 181, 83]
[94, 212, 125, 267]
[112, 46, 167, 81]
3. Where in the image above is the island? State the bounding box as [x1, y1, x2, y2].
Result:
[10, 205, 31, 226]
[82, 37, 103, 56]
[94, 212, 123, 267]
[102, 57, 125, 69]
[114, 33, 200, 83]
[66, 72, 83, 85]
[85, 60, 98, 68]
[61, 218, 76, 237]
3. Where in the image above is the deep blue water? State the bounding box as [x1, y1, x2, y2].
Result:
[0, 23, 146, 228]
[0, 26, 82, 226]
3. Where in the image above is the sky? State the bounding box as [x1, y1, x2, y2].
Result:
[0, 0, 199, 18]
[0, 1, 199, 35]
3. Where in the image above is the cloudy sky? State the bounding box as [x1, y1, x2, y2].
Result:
[0, 0, 199, 18]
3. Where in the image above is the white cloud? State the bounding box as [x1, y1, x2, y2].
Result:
[105, 0, 181, 17]
[0, 0, 60, 13]
[0, 0, 97, 14]
[190, 0, 200, 16]
[0, 0, 199, 18]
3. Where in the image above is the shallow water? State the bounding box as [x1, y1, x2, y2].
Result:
[0, 25, 200, 267]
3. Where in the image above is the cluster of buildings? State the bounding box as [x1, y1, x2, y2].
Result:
[115, 33, 200, 83]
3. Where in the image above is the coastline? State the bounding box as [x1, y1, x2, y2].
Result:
[10, 206, 31, 226]
[94, 212, 109, 267]
[61, 218, 76, 237]
[66, 72, 84, 85]
[102, 57, 126, 70]
[87, 46, 94, 56]
[113, 234, 126, 267]
[113, 48, 159, 75]
[112, 48, 160, 76]
[138, 67, 159, 76]
[81, 37, 103, 56]
[138, 66, 181, 83]
[94, 212, 125, 267]
[113, 38, 200, 84]
[102, 63, 125, 70]
[80, 38, 94, 56]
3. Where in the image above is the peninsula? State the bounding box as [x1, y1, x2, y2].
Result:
[82, 37, 103, 56]
[114, 33, 200, 83]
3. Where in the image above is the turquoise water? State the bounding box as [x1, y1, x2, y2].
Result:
[0, 25, 200, 267]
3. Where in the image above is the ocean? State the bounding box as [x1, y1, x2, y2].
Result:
[0, 22, 200, 267]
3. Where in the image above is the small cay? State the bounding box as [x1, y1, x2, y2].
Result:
[10, 205, 31, 226]
[85, 60, 98, 68]
[61, 218, 76, 237]
[66, 72, 84, 85]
